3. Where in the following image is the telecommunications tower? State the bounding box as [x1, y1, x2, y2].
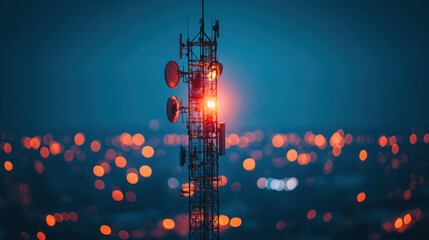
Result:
[164, 1, 225, 240]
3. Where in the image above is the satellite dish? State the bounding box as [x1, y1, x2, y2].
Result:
[213, 20, 220, 38]
[167, 96, 180, 123]
[179, 145, 186, 166]
[165, 61, 180, 88]
[217, 62, 223, 77]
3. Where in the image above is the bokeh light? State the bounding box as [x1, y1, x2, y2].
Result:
[229, 217, 242, 227]
[142, 146, 154, 158]
[74, 133, 85, 146]
[242, 158, 255, 171]
[162, 218, 175, 230]
[139, 165, 152, 177]
[357, 192, 366, 203]
[100, 225, 111, 235]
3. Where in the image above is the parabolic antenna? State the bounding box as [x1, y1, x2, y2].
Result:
[167, 96, 180, 123]
[179, 145, 186, 166]
[165, 61, 180, 88]
[217, 62, 223, 77]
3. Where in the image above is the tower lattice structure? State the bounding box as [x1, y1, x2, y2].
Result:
[165, 1, 224, 239]
[180, 15, 221, 240]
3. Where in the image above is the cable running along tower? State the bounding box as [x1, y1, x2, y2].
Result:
[164, 1, 225, 240]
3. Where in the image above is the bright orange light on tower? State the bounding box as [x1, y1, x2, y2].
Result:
[207, 101, 215, 109]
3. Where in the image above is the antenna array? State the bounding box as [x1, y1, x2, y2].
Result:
[164, 1, 225, 240]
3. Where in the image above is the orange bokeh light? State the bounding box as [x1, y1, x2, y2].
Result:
[424, 134, 429, 143]
[323, 212, 332, 222]
[357, 192, 366, 202]
[359, 150, 367, 161]
[230, 217, 242, 227]
[272, 134, 284, 148]
[389, 136, 397, 146]
[40, 147, 50, 158]
[64, 150, 74, 161]
[403, 189, 411, 200]
[132, 133, 145, 146]
[333, 147, 342, 157]
[119, 230, 129, 240]
[31, 137, 41, 149]
[307, 209, 316, 220]
[112, 190, 124, 201]
[403, 213, 411, 224]
[142, 146, 155, 158]
[49, 142, 61, 155]
[93, 165, 104, 177]
[228, 134, 239, 146]
[3, 143, 12, 154]
[297, 153, 310, 165]
[100, 225, 111, 235]
[74, 133, 85, 146]
[392, 144, 399, 154]
[219, 215, 229, 226]
[379, 136, 387, 147]
[95, 179, 105, 190]
[127, 172, 139, 184]
[139, 165, 152, 177]
[115, 156, 127, 168]
[120, 133, 132, 146]
[162, 218, 175, 230]
[90, 140, 101, 152]
[34, 161, 44, 174]
[394, 218, 403, 229]
[314, 134, 327, 149]
[242, 158, 255, 171]
[46, 214, 56, 227]
[345, 134, 353, 144]
[37, 231, 46, 240]
[4, 161, 13, 171]
[409, 134, 417, 145]
[287, 149, 298, 162]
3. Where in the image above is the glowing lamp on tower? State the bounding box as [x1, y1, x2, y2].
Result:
[207, 100, 215, 109]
